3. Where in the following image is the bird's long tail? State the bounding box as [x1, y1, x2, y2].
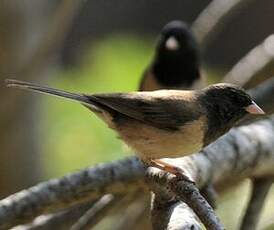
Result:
[5, 79, 100, 111]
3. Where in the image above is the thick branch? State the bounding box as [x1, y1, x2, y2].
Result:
[148, 169, 224, 230]
[2, 116, 274, 228]
[223, 34, 274, 88]
[240, 178, 273, 230]
[192, 0, 254, 49]
[0, 158, 145, 229]
[151, 192, 202, 230]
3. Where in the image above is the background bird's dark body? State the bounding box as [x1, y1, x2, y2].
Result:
[140, 21, 205, 91]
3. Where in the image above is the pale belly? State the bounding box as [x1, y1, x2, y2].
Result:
[115, 119, 205, 160]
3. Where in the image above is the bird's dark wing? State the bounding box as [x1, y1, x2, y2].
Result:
[87, 91, 202, 130]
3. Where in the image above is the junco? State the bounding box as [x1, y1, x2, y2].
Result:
[6, 79, 264, 177]
[140, 21, 205, 91]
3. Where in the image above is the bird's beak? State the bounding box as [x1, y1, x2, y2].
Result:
[245, 101, 265, 114]
[165, 36, 179, 50]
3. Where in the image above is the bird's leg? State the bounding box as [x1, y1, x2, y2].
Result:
[150, 159, 194, 183]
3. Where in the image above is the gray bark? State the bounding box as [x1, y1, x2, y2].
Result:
[1, 115, 274, 229]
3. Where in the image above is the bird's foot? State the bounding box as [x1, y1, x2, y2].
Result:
[150, 159, 195, 184]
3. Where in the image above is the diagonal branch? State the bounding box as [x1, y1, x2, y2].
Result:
[12, 201, 96, 230]
[222, 34, 274, 88]
[147, 169, 224, 230]
[0, 157, 145, 229]
[1, 115, 274, 228]
[70, 194, 118, 230]
[70, 191, 139, 230]
[239, 178, 273, 230]
[192, 0, 255, 49]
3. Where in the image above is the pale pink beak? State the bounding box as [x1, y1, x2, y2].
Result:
[245, 101, 265, 115]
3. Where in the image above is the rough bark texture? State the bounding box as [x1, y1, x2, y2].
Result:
[1, 115, 274, 229]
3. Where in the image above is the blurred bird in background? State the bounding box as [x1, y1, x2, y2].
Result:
[139, 20, 205, 91]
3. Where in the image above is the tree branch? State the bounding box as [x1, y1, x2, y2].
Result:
[12, 201, 96, 230]
[240, 178, 273, 230]
[0, 157, 145, 229]
[222, 34, 274, 88]
[112, 195, 150, 230]
[147, 168, 224, 230]
[70, 191, 139, 230]
[150, 192, 202, 230]
[2, 115, 274, 228]
[70, 194, 117, 230]
[192, 0, 255, 49]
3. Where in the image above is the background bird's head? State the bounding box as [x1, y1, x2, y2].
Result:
[157, 20, 198, 58]
[152, 20, 201, 88]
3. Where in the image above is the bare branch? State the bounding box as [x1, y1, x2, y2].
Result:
[150, 191, 202, 230]
[192, 0, 254, 49]
[147, 169, 224, 230]
[0, 157, 145, 229]
[240, 178, 273, 230]
[223, 34, 274, 88]
[13, 201, 96, 230]
[112, 195, 151, 230]
[70, 194, 118, 230]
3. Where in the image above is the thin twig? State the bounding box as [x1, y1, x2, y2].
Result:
[240, 178, 273, 230]
[223, 34, 274, 88]
[70, 191, 140, 230]
[192, 0, 254, 49]
[12, 200, 96, 230]
[170, 177, 224, 230]
[69, 194, 117, 230]
[112, 195, 151, 230]
[147, 169, 224, 230]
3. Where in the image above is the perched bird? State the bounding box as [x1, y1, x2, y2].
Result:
[6, 79, 264, 177]
[140, 20, 204, 91]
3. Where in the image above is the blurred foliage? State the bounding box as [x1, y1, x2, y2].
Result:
[40, 35, 153, 177]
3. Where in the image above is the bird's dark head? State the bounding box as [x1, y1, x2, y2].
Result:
[199, 83, 265, 145]
[158, 20, 197, 55]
